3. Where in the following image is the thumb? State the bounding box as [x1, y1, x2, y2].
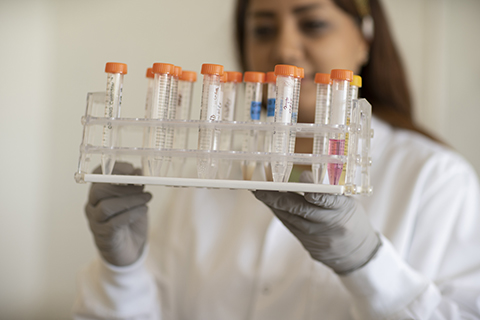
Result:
[133, 167, 144, 176]
[254, 190, 328, 222]
[304, 193, 351, 210]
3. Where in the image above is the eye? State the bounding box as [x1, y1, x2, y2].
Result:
[252, 25, 277, 40]
[299, 20, 329, 36]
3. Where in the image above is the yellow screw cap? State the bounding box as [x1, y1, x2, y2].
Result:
[351, 75, 362, 87]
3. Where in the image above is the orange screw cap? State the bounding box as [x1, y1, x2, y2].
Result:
[152, 63, 174, 75]
[173, 66, 182, 78]
[266, 72, 276, 83]
[274, 64, 296, 77]
[179, 71, 197, 82]
[105, 62, 128, 74]
[294, 68, 300, 78]
[220, 72, 228, 83]
[201, 63, 224, 76]
[330, 69, 354, 81]
[298, 67, 305, 79]
[314, 73, 331, 85]
[146, 68, 154, 79]
[244, 71, 266, 83]
[226, 71, 243, 83]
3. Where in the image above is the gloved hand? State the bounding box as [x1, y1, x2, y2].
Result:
[85, 162, 152, 267]
[254, 171, 381, 275]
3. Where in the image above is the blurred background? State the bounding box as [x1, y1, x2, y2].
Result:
[0, 0, 479, 318]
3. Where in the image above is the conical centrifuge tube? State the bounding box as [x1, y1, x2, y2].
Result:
[271, 64, 296, 183]
[241, 72, 265, 180]
[328, 69, 353, 185]
[215, 72, 228, 177]
[147, 62, 173, 176]
[282, 67, 303, 182]
[218, 71, 242, 179]
[172, 70, 197, 176]
[161, 65, 182, 176]
[348, 75, 361, 119]
[339, 74, 362, 185]
[101, 62, 127, 175]
[312, 73, 331, 184]
[197, 63, 224, 179]
[263, 71, 276, 181]
[142, 67, 155, 176]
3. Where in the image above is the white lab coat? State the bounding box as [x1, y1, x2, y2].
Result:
[74, 117, 480, 320]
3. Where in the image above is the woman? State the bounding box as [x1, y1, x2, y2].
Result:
[74, 0, 480, 319]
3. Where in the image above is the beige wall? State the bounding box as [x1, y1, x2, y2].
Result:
[0, 0, 478, 318]
[383, 0, 480, 167]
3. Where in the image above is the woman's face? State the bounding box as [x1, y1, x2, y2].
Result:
[244, 0, 368, 123]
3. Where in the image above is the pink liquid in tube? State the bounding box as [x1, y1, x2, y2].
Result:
[328, 139, 345, 185]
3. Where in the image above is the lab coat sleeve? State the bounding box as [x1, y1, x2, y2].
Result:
[340, 154, 480, 320]
[72, 245, 161, 320]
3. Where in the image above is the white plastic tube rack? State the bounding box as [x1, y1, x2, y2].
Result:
[75, 92, 373, 195]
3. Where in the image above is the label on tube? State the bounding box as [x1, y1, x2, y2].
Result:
[176, 93, 183, 119]
[267, 98, 276, 117]
[250, 101, 262, 120]
[223, 90, 236, 121]
[279, 86, 294, 123]
[207, 84, 222, 121]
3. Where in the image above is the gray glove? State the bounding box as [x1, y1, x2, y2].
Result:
[85, 162, 152, 267]
[254, 172, 381, 275]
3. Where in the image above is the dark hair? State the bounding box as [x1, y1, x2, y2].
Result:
[234, 0, 438, 140]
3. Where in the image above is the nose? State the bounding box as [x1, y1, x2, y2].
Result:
[272, 17, 303, 66]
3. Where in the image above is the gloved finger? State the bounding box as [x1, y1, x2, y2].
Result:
[133, 168, 143, 176]
[88, 183, 145, 206]
[86, 192, 152, 223]
[268, 206, 317, 232]
[254, 190, 333, 223]
[271, 208, 334, 249]
[104, 205, 148, 229]
[88, 205, 147, 236]
[92, 162, 136, 175]
[269, 207, 337, 255]
[297, 167, 353, 211]
[298, 169, 352, 210]
[304, 193, 353, 210]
